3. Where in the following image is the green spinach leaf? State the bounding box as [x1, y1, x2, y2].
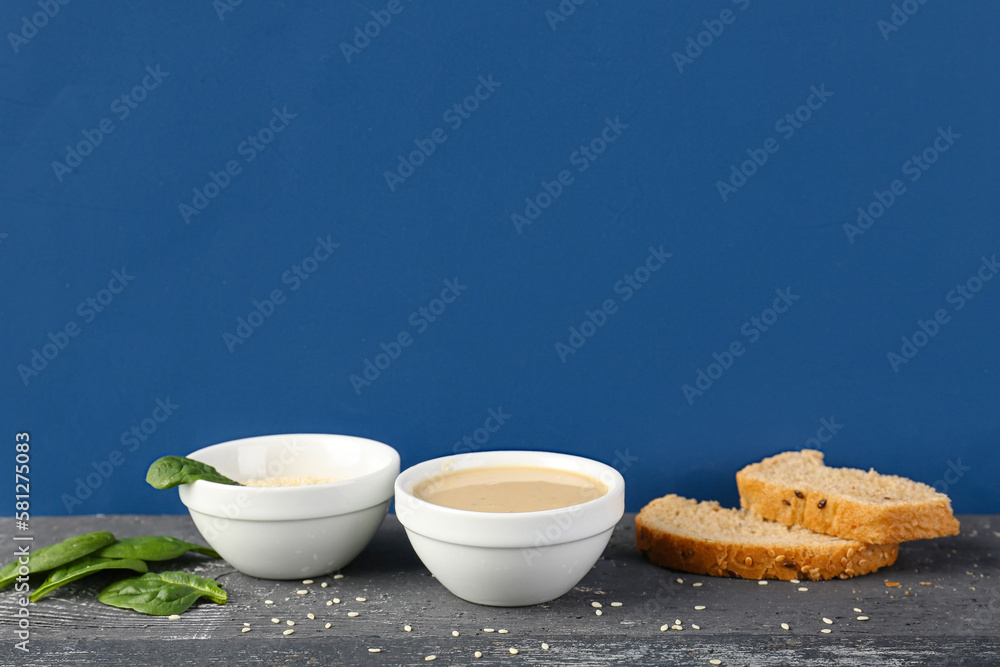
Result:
[145, 456, 241, 489]
[0, 530, 115, 589]
[98, 571, 227, 616]
[96, 536, 220, 561]
[30, 556, 148, 602]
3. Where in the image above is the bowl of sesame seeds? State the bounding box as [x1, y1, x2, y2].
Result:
[178, 433, 399, 580]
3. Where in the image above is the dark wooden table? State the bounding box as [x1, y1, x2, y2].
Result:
[2, 514, 997, 666]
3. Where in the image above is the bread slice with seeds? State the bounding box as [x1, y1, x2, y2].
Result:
[635, 494, 897, 580]
[736, 449, 960, 543]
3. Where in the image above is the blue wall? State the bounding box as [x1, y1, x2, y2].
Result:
[3, 1, 997, 516]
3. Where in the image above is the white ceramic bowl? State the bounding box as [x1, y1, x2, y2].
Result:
[178, 433, 399, 579]
[394, 450, 625, 606]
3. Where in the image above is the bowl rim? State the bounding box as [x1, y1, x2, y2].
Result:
[185, 432, 399, 492]
[178, 433, 400, 521]
[394, 450, 625, 548]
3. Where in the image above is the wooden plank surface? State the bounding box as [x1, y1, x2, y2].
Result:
[2, 514, 997, 666]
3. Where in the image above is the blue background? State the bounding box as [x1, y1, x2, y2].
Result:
[2, 1, 997, 516]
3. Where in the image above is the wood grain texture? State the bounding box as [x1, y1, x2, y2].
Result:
[1, 514, 997, 666]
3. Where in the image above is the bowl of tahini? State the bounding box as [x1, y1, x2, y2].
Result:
[178, 433, 399, 579]
[394, 450, 625, 606]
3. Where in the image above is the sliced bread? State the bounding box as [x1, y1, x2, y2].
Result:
[635, 494, 898, 580]
[736, 449, 960, 543]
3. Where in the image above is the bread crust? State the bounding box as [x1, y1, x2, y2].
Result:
[736, 450, 960, 543]
[635, 497, 898, 581]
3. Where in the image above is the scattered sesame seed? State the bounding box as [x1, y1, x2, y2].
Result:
[405, 625, 412, 632]
[675, 619, 682, 625]
[307, 613, 315, 620]
[356, 597, 367, 602]
[286, 620, 295, 626]
[326, 601, 333, 606]
[243, 623, 250, 627]
[368, 648, 381, 653]
[710, 661, 722, 666]
[798, 587, 809, 592]
[452, 630, 460, 637]
[823, 618, 833, 625]
[333, 598, 341, 604]
[611, 602, 623, 607]
[265, 600, 274, 605]
[595, 610, 603, 616]
[283, 629, 294, 636]
[676, 578, 684, 584]
[758, 581, 768, 586]
[334, 574, 344, 579]
[592, 602, 603, 608]
[321, 582, 328, 588]
[241, 627, 251, 633]
[673, 625, 684, 631]
[296, 590, 308, 595]
[484, 628, 495, 633]
[325, 623, 332, 629]
[692, 624, 701, 630]
[781, 623, 790, 630]
[695, 605, 706, 610]
[498, 629, 509, 634]
[821, 629, 832, 634]
[474, 652, 483, 659]
[271, 618, 280, 624]
[168, 615, 181, 620]
[348, 612, 359, 618]
[857, 616, 869, 621]
[853, 608, 863, 613]
[542, 643, 549, 650]
[425, 656, 436, 662]
[790, 579, 800, 584]
[509, 648, 519, 655]
[660, 624, 670, 632]
[692, 582, 703, 587]
[303, 579, 313, 585]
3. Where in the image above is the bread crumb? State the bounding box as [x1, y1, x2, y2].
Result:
[885, 581, 901, 587]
